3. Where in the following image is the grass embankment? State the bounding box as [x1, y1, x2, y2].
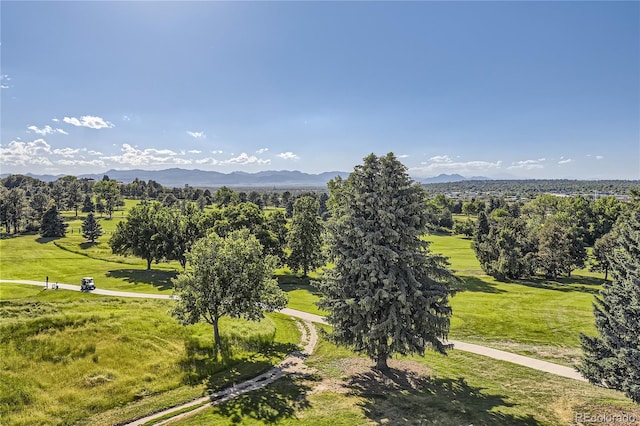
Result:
[171, 326, 638, 426]
[0, 284, 300, 426]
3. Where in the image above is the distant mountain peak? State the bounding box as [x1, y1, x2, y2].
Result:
[67, 168, 351, 187]
[417, 173, 491, 184]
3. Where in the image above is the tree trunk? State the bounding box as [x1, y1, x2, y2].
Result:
[375, 354, 389, 371]
[146, 258, 152, 270]
[604, 268, 608, 281]
[213, 317, 221, 350]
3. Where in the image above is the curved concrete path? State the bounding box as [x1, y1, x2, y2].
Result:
[1, 279, 586, 382]
[127, 318, 317, 426]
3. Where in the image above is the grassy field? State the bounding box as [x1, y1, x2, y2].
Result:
[2, 202, 630, 424]
[169, 325, 639, 426]
[0, 212, 604, 365]
[0, 284, 300, 426]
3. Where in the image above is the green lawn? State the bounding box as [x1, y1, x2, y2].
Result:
[0, 284, 300, 426]
[274, 233, 604, 366]
[1, 203, 625, 424]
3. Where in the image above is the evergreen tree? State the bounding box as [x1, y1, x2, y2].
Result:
[320, 153, 455, 371]
[287, 196, 324, 277]
[285, 199, 294, 218]
[579, 202, 640, 403]
[81, 194, 95, 213]
[81, 212, 103, 242]
[40, 205, 66, 237]
[95, 199, 105, 217]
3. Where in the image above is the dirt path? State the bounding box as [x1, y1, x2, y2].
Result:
[1, 279, 586, 382]
[124, 318, 318, 426]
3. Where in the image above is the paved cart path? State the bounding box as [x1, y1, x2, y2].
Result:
[1, 279, 586, 382]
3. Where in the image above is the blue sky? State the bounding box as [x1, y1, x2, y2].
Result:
[1, 1, 638, 179]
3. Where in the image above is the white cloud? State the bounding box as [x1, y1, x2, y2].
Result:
[122, 115, 131, 121]
[52, 118, 59, 122]
[53, 148, 80, 157]
[277, 151, 299, 160]
[410, 156, 502, 177]
[186, 131, 206, 139]
[558, 158, 573, 164]
[86, 150, 103, 156]
[429, 155, 453, 163]
[221, 152, 271, 165]
[398, 154, 409, 158]
[187, 150, 202, 154]
[195, 158, 220, 165]
[508, 159, 546, 170]
[101, 144, 192, 166]
[27, 125, 68, 135]
[211, 150, 224, 154]
[596, 155, 604, 160]
[1, 74, 11, 89]
[63, 115, 114, 129]
[0, 138, 52, 166]
[256, 148, 269, 154]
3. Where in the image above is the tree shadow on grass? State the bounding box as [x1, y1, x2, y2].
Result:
[277, 274, 323, 297]
[348, 368, 539, 425]
[35, 236, 63, 244]
[105, 269, 176, 291]
[512, 276, 601, 295]
[214, 376, 311, 424]
[179, 335, 298, 393]
[79, 241, 99, 249]
[0, 232, 21, 240]
[452, 275, 505, 294]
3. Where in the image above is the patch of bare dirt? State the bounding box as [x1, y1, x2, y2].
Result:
[307, 357, 433, 396]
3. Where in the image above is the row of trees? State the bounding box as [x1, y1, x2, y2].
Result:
[470, 194, 625, 280]
[109, 197, 324, 275]
[0, 176, 123, 233]
[0, 172, 333, 235]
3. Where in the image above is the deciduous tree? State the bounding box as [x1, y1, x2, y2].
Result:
[287, 196, 324, 277]
[110, 202, 163, 269]
[172, 229, 287, 349]
[590, 231, 616, 281]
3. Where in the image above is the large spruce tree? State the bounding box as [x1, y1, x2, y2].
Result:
[319, 153, 455, 371]
[579, 200, 640, 403]
[40, 205, 66, 238]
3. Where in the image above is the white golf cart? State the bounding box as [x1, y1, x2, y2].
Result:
[81, 277, 96, 291]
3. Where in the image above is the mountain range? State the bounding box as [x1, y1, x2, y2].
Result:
[1, 169, 490, 187]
